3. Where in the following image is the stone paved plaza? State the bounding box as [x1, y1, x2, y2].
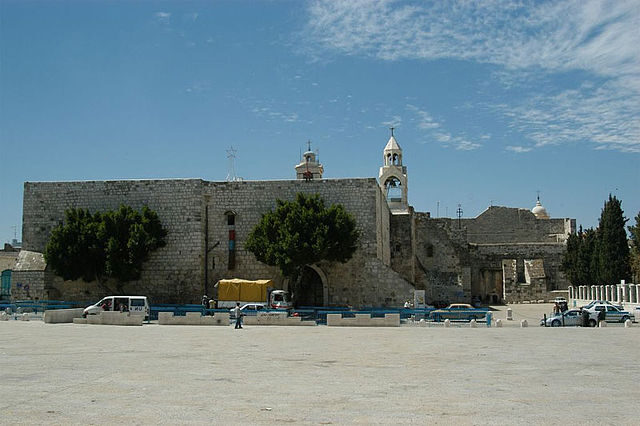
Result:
[1, 304, 639, 425]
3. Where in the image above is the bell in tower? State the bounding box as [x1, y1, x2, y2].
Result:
[378, 128, 408, 212]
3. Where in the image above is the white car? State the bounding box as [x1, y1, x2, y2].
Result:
[83, 296, 150, 319]
[540, 309, 581, 327]
[229, 303, 268, 319]
[581, 300, 622, 310]
[582, 303, 634, 326]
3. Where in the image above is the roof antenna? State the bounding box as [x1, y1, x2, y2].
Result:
[226, 146, 240, 182]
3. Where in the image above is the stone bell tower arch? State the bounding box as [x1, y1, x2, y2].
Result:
[378, 128, 408, 212]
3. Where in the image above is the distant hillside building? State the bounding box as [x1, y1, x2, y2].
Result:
[15, 131, 574, 305]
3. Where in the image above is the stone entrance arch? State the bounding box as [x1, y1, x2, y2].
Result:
[284, 264, 328, 307]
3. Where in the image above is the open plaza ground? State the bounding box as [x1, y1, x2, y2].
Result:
[1, 304, 639, 425]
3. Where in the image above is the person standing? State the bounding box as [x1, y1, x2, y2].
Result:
[233, 302, 243, 329]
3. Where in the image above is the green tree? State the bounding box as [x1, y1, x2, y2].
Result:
[562, 226, 598, 286]
[561, 229, 580, 285]
[44, 205, 167, 293]
[629, 211, 640, 282]
[596, 195, 631, 284]
[578, 228, 598, 285]
[245, 192, 359, 284]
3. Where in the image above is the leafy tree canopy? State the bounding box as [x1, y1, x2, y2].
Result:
[44, 205, 167, 292]
[245, 193, 359, 280]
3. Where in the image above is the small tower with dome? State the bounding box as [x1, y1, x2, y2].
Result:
[295, 141, 324, 180]
[378, 128, 408, 212]
[532, 195, 550, 219]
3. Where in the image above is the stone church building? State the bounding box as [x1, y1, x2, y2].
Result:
[13, 132, 575, 306]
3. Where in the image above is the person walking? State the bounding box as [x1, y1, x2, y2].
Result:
[233, 302, 243, 329]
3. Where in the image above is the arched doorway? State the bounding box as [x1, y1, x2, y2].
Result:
[294, 265, 327, 307]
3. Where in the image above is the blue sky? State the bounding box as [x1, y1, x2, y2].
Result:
[1, 0, 639, 245]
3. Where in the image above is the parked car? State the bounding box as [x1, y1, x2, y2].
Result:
[429, 303, 489, 322]
[83, 296, 150, 319]
[540, 309, 582, 327]
[229, 302, 268, 319]
[581, 300, 622, 310]
[581, 304, 634, 326]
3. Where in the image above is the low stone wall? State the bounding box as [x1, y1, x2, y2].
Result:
[242, 312, 315, 326]
[44, 308, 85, 324]
[327, 313, 400, 327]
[73, 311, 144, 326]
[158, 311, 230, 326]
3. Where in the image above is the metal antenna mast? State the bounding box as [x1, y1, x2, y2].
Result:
[226, 146, 239, 182]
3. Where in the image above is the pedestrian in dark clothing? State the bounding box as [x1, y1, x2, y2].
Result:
[597, 309, 606, 325]
[581, 309, 590, 327]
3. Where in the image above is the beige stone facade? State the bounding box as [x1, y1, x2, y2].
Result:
[16, 136, 575, 306]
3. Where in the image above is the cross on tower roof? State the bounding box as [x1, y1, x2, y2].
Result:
[306, 140, 312, 151]
[390, 127, 394, 137]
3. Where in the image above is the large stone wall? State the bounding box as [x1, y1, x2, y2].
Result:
[203, 178, 385, 287]
[23, 179, 205, 303]
[388, 206, 572, 305]
[201, 178, 408, 307]
[411, 215, 471, 302]
[20, 177, 410, 307]
[472, 243, 569, 291]
[20, 177, 572, 308]
[464, 206, 574, 244]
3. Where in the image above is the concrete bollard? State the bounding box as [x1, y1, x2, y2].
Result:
[624, 319, 632, 328]
[506, 308, 513, 320]
[444, 319, 451, 328]
[520, 319, 528, 328]
[598, 320, 607, 328]
[495, 319, 502, 327]
[21, 313, 30, 321]
[470, 319, 477, 328]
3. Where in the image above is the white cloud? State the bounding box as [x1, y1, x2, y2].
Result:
[251, 105, 299, 123]
[304, 0, 640, 153]
[406, 105, 481, 151]
[154, 12, 171, 23]
[407, 104, 440, 130]
[506, 146, 533, 153]
[382, 116, 402, 128]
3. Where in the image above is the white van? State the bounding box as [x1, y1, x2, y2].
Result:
[83, 296, 150, 319]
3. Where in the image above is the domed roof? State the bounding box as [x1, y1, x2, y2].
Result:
[532, 198, 549, 219]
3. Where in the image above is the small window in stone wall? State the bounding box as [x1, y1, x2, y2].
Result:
[395, 244, 401, 253]
[516, 259, 525, 283]
[425, 244, 434, 257]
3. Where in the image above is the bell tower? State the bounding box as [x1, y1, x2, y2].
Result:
[295, 140, 324, 180]
[378, 128, 408, 212]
